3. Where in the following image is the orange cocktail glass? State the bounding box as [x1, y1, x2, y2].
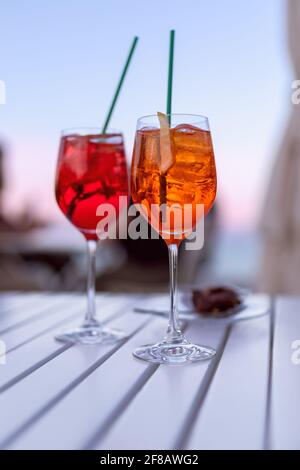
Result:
[131, 114, 217, 364]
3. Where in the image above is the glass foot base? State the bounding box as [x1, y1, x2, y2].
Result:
[133, 340, 216, 365]
[55, 324, 126, 345]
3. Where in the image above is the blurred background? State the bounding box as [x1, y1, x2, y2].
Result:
[0, 0, 295, 293]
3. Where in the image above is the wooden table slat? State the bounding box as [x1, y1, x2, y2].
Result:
[0, 293, 298, 450]
[0, 295, 76, 334]
[0, 295, 134, 393]
[270, 297, 300, 450]
[97, 321, 227, 450]
[0, 310, 146, 449]
[6, 315, 162, 450]
[0, 294, 126, 355]
[186, 315, 270, 450]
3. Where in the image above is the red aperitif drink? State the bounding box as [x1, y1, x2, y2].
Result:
[54, 129, 128, 346]
[56, 132, 128, 240]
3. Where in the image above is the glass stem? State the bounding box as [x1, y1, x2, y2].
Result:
[84, 239, 98, 326]
[165, 243, 183, 344]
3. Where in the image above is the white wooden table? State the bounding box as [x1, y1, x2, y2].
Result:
[0, 292, 299, 450]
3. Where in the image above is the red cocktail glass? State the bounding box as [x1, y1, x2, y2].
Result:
[55, 128, 128, 344]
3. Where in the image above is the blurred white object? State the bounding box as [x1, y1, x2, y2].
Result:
[260, 0, 300, 294]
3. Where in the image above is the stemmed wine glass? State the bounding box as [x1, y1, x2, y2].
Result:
[131, 114, 217, 364]
[55, 128, 128, 344]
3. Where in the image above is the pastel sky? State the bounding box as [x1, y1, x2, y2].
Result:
[0, 0, 292, 230]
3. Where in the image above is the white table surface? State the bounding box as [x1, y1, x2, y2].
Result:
[0, 292, 299, 450]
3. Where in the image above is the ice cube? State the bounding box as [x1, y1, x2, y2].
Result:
[90, 134, 123, 145]
[172, 124, 212, 162]
[172, 123, 198, 134]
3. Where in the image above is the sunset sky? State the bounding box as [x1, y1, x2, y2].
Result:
[0, 0, 292, 231]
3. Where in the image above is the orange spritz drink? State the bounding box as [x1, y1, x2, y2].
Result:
[131, 113, 217, 364]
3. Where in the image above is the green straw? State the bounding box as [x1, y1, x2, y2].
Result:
[159, 30, 175, 209]
[102, 36, 139, 134]
[166, 30, 175, 120]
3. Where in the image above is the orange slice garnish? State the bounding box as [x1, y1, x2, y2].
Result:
[157, 112, 175, 174]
